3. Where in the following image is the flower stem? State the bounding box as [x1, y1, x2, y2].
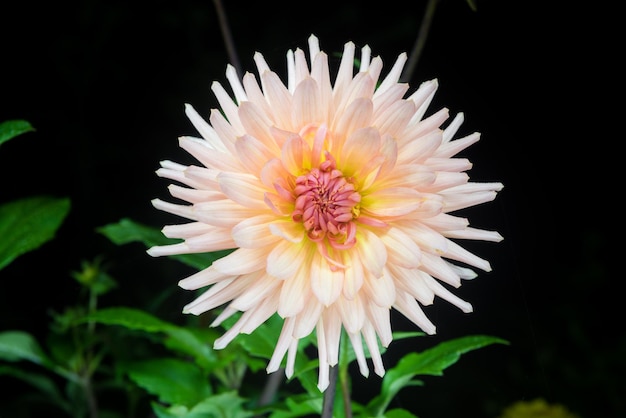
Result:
[401, 0, 439, 83]
[212, 0, 243, 78]
[321, 365, 338, 418]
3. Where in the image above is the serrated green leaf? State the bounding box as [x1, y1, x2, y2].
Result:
[124, 357, 211, 407]
[0, 196, 70, 271]
[85, 307, 218, 371]
[367, 335, 508, 416]
[188, 391, 253, 418]
[0, 119, 35, 146]
[0, 331, 53, 366]
[84, 307, 175, 333]
[97, 218, 233, 269]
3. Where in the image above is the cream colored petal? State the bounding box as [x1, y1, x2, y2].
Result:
[347, 331, 369, 377]
[278, 264, 309, 317]
[406, 78, 438, 122]
[444, 227, 503, 242]
[374, 99, 416, 139]
[362, 268, 396, 308]
[388, 265, 435, 306]
[310, 51, 333, 123]
[211, 247, 268, 275]
[238, 101, 280, 154]
[356, 228, 387, 279]
[338, 126, 380, 176]
[423, 274, 473, 313]
[184, 104, 228, 152]
[185, 229, 237, 253]
[310, 251, 343, 306]
[379, 226, 422, 269]
[436, 131, 481, 158]
[260, 157, 293, 190]
[261, 71, 294, 131]
[232, 214, 282, 248]
[293, 77, 323, 127]
[322, 307, 342, 366]
[419, 252, 461, 288]
[374, 165, 436, 190]
[363, 322, 385, 377]
[420, 213, 469, 232]
[424, 157, 472, 172]
[332, 41, 356, 102]
[183, 275, 251, 315]
[266, 317, 296, 373]
[151, 198, 196, 222]
[361, 187, 424, 218]
[293, 48, 310, 86]
[239, 292, 280, 333]
[396, 221, 448, 256]
[342, 249, 364, 300]
[442, 190, 499, 213]
[168, 184, 225, 204]
[424, 172, 469, 193]
[146, 242, 190, 257]
[333, 97, 373, 151]
[397, 129, 442, 164]
[162, 222, 213, 239]
[374, 52, 407, 98]
[178, 267, 234, 291]
[269, 220, 304, 243]
[393, 289, 436, 335]
[316, 318, 330, 391]
[225, 64, 247, 103]
[230, 272, 280, 311]
[266, 239, 307, 280]
[217, 172, 268, 209]
[364, 302, 392, 347]
[337, 294, 365, 334]
[211, 81, 245, 134]
[194, 200, 262, 228]
[293, 297, 323, 338]
[281, 135, 311, 177]
[242, 72, 274, 120]
[209, 108, 238, 155]
[235, 134, 277, 176]
[442, 240, 492, 272]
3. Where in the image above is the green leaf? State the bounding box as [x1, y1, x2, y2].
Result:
[98, 218, 233, 269]
[0, 119, 35, 146]
[84, 307, 218, 371]
[384, 409, 419, 418]
[0, 364, 71, 413]
[0, 196, 70, 271]
[84, 306, 175, 333]
[187, 391, 253, 418]
[0, 331, 53, 366]
[367, 335, 508, 416]
[151, 392, 252, 418]
[124, 357, 212, 407]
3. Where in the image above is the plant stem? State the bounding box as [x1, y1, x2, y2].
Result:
[401, 0, 439, 83]
[212, 0, 243, 78]
[321, 365, 338, 418]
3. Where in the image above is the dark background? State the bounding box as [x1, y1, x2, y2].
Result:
[0, 0, 620, 417]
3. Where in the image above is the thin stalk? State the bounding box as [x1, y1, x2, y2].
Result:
[212, 0, 243, 78]
[401, 0, 440, 83]
[321, 365, 338, 418]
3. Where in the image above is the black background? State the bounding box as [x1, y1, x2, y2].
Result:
[0, 1, 620, 417]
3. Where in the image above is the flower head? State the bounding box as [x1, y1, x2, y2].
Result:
[148, 35, 503, 391]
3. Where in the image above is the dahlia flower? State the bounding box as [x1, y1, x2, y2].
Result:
[148, 34, 503, 391]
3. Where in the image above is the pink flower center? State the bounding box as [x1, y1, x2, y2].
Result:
[292, 152, 361, 252]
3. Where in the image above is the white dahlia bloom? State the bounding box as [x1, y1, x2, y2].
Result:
[148, 34, 503, 391]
